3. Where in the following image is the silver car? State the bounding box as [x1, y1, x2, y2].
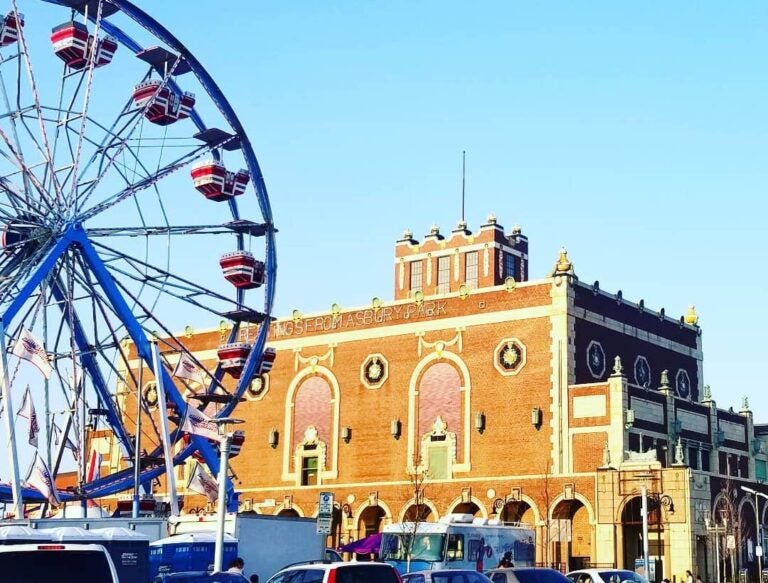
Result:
[566, 570, 647, 583]
[486, 567, 572, 583]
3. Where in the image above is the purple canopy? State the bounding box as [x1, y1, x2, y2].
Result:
[339, 532, 383, 554]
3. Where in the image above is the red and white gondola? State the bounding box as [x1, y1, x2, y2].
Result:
[0, 12, 22, 47]
[51, 21, 117, 70]
[219, 251, 265, 289]
[132, 79, 195, 126]
[190, 160, 249, 202]
[216, 342, 252, 379]
[260, 347, 276, 374]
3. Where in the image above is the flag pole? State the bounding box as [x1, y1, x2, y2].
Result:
[151, 339, 179, 517]
[0, 319, 24, 518]
[461, 150, 466, 223]
[132, 358, 143, 518]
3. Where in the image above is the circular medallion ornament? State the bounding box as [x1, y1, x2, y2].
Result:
[586, 341, 606, 379]
[494, 338, 527, 376]
[676, 369, 691, 399]
[361, 354, 389, 389]
[143, 382, 158, 408]
[246, 374, 269, 400]
[634, 356, 651, 388]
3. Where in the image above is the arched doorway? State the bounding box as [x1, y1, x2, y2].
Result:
[499, 500, 536, 524]
[277, 508, 300, 518]
[359, 505, 386, 538]
[739, 500, 757, 581]
[622, 496, 663, 581]
[550, 499, 592, 572]
[403, 503, 435, 522]
[453, 501, 481, 516]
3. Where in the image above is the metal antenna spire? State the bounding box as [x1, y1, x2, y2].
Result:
[461, 150, 466, 223]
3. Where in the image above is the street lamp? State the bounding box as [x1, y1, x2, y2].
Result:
[705, 511, 725, 583]
[211, 416, 245, 573]
[742, 486, 767, 580]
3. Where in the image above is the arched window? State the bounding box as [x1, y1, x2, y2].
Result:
[417, 362, 462, 479]
[292, 376, 333, 486]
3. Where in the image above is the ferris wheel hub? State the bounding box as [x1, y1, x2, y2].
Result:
[2, 216, 52, 258]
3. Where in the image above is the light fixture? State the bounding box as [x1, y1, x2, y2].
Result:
[531, 407, 542, 429]
[624, 409, 635, 429]
[268, 428, 279, 449]
[474, 411, 486, 434]
[341, 426, 352, 444]
[391, 418, 401, 440]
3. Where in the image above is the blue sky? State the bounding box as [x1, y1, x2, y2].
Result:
[136, 1, 767, 416]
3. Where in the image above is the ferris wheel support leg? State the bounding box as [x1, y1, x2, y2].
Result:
[151, 340, 179, 517]
[0, 320, 23, 519]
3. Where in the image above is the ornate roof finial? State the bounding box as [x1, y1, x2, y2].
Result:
[429, 225, 440, 236]
[703, 384, 712, 401]
[601, 441, 611, 468]
[612, 355, 623, 376]
[674, 437, 685, 466]
[552, 247, 575, 277]
[684, 305, 699, 326]
[742, 396, 750, 412]
[486, 213, 497, 225]
[402, 228, 413, 240]
[512, 224, 522, 235]
[456, 220, 467, 231]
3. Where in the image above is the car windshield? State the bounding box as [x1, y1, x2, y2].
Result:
[0, 549, 114, 583]
[598, 572, 646, 583]
[381, 533, 446, 562]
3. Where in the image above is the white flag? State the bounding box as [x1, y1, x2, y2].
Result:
[187, 462, 219, 502]
[52, 421, 80, 461]
[181, 407, 221, 442]
[12, 329, 52, 379]
[17, 386, 39, 447]
[172, 353, 205, 385]
[25, 452, 61, 506]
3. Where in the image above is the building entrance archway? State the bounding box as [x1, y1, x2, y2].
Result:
[621, 496, 664, 581]
[500, 500, 536, 524]
[550, 499, 592, 572]
[359, 505, 387, 538]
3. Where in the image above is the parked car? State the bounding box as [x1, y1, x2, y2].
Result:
[566, 570, 647, 583]
[486, 567, 572, 583]
[402, 569, 494, 583]
[266, 561, 401, 583]
[153, 572, 248, 583]
[0, 542, 120, 583]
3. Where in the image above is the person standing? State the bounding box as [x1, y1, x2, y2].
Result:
[227, 557, 245, 575]
[685, 570, 694, 583]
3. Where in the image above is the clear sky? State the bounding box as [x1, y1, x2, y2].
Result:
[134, 1, 767, 417]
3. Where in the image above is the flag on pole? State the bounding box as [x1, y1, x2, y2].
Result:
[172, 353, 205, 386]
[187, 462, 219, 502]
[86, 448, 102, 482]
[181, 407, 221, 442]
[25, 452, 61, 506]
[17, 386, 39, 447]
[12, 329, 52, 379]
[51, 421, 80, 461]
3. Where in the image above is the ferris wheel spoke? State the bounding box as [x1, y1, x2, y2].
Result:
[68, 0, 106, 212]
[0, 124, 57, 211]
[79, 142, 210, 221]
[10, 2, 65, 206]
[73, 61, 186, 213]
[86, 222, 268, 237]
[0, 67, 31, 212]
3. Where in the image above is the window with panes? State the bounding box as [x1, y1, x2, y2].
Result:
[465, 251, 478, 289]
[504, 252, 517, 280]
[410, 260, 423, 293]
[437, 256, 450, 293]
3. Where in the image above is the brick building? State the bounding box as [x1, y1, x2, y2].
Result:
[112, 215, 768, 581]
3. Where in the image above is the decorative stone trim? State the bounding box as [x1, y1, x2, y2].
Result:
[245, 373, 270, 401]
[360, 353, 388, 389]
[675, 368, 691, 400]
[633, 355, 651, 388]
[494, 337, 527, 376]
[586, 340, 606, 379]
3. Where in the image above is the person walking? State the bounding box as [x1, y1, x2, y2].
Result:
[685, 570, 694, 583]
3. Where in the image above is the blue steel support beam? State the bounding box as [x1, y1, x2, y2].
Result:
[69, 224, 222, 477]
[50, 280, 134, 458]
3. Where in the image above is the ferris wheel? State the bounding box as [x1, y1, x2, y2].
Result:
[0, 0, 276, 508]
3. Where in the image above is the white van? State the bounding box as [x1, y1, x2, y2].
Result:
[382, 514, 535, 574]
[0, 542, 120, 582]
